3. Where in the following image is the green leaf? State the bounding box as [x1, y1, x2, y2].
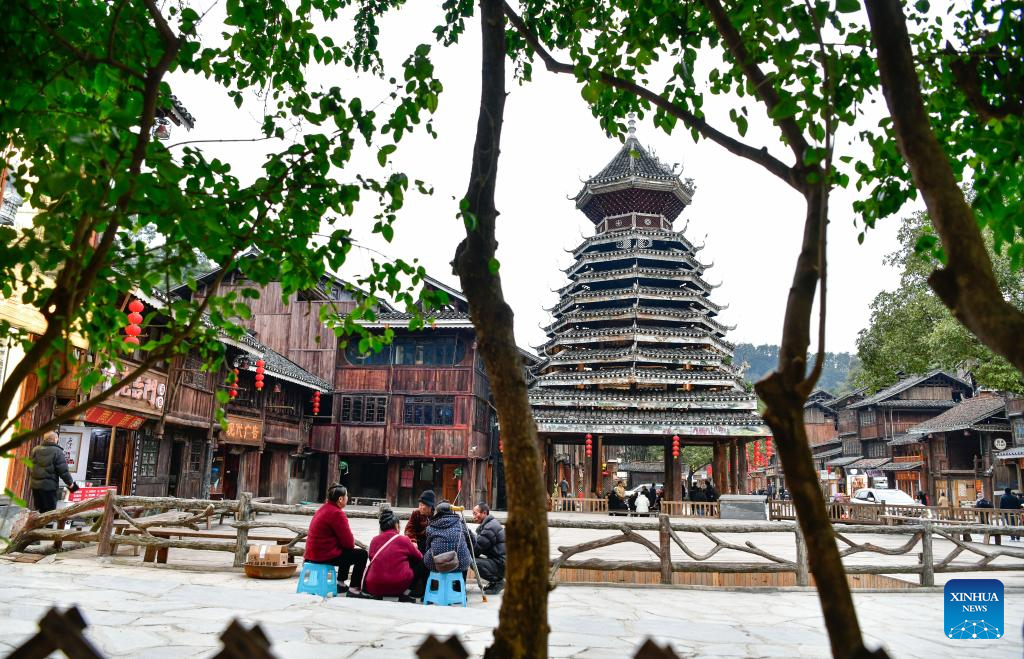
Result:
[488, 258, 500, 274]
[377, 144, 397, 166]
[836, 0, 860, 12]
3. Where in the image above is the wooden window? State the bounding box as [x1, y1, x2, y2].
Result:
[403, 396, 455, 426]
[859, 409, 876, 426]
[1013, 418, 1024, 446]
[140, 436, 160, 477]
[181, 351, 207, 390]
[345, 342, 391, 366]
[393, 337, 466, 366]
[188, 440, 204, 473]
[866, 441, 888, 458]
[340, 395, 388, 424]
[842, 437, 860, 456]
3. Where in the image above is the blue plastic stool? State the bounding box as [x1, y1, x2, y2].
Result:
[296, 561, 337, 598]
[422, 571, 467, 607]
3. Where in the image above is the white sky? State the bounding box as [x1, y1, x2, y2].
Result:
[169, 3, 912, 355]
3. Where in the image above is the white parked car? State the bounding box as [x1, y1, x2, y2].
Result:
[850, 488, 920, 506]
[624, 483, 663, 498]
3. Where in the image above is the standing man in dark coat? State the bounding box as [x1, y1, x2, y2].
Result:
[470, 502, 506, 594]
[30, 431, 78, 513]
[999, 488, 1022, 542]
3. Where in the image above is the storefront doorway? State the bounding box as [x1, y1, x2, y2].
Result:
[84, 427, 133, 493]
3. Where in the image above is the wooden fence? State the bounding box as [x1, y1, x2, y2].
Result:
[550, 497, 720, 518]
[543, 515, 1024, 588]
[768, 500, 1024, 526]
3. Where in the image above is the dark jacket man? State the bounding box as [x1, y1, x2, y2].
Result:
[471, 503, 506, 593]
[30, 432, 77, 513]
[999, 488, 1022, 541]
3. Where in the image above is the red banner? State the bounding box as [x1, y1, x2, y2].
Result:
[67, 486, 116, 502]
[84, 406, 146, 429]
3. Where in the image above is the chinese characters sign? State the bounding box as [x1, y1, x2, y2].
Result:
[84, 406, 146, 429]
[224, 415, 262, 446]
[67, 486, 116, 502]
[97, 367, 166, 414]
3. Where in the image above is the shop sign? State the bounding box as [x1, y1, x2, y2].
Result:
[98, 368, 166, 414]
[84, 406, 146, 429]
[223, 415, 262, 446]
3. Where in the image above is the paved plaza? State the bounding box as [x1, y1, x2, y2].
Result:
[1, 511, 1022, 658]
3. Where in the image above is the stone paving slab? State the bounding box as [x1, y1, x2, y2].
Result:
[1, 549, 1022, 658]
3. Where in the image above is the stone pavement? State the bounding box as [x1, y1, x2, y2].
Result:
[1, 542, 1022, 658]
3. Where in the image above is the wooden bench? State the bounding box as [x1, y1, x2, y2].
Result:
[349, 496, 387, 507]
[112, 521, 297, 564]
[216, 496, 274, 525]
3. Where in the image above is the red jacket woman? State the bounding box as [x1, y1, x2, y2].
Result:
[364, 509, 426, 598]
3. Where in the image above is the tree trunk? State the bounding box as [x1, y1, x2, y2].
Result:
[865, 0, 1024, 375]
[452, 1, 549, 657]
[756, 186, 886, 659]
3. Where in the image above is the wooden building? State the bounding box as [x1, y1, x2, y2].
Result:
[995, 395, 1023, 492]
[324, 278, 515, 508]
[806, 388, 863, 496]
[825, 370, 972, 497]
[529, 118, 768, 500]
[906, 392, 1012, 506]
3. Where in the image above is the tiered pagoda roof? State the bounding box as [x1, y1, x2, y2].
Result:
[529, 120, 767, 439]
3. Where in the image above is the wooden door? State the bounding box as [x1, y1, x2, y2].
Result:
[442, 463, 459, 503]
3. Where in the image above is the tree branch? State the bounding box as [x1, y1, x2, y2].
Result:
[701, 0, 810, 165]
[865, 0, 1024, 375]
[501, 1, 798, 189]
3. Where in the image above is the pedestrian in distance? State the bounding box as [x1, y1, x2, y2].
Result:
[937, 491, 949, 507]
[304, 484, 368, 597]
[635, 487, 651, 515]
[363, 507, 426, 601]
[644, 485, 657, 511]
[470, 502, 506, 594]
[916, 490, 928, 506]
[30, 431, 79, 514]
[559, 478, 570, 498]
[999, 487, 1022, 542]
[404, 489, 435, 553]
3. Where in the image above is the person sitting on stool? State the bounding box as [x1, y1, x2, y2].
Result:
[470, 502, 506, 594]
[304, 484, 367, 597]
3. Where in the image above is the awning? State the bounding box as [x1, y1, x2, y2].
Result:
[888, 432, 924, 446]
[996, 447, 1024, 460]
[814, 447, 843, 459]
[881, 461, 924, 471]
[826, 455, 862, 467]
[848, 457, 892, 470]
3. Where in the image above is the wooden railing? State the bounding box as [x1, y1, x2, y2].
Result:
[550, 497, 721, 518]
[545, 515, 1024, 588]
[768, 500, 1024, 526]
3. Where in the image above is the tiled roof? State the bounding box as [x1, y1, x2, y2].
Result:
[881, 461, 924, 471]
[532, 408, 765, 427]
[828, 387, 867, 410]
[826, 456, 862, 467]
[888, 432, 924, 446]
[907, 395, 1007, 434]
[815, 437, 842, 448]
[232, 333, 331, 392]
[996, 447, 1024, 460]
[813, 447, 843, 459]
[849, 370, 970, 408]
[587, 137, 678, 184]
[848, 457, 891, 469]
[358, 310, 475, 328]
[875, 399, 959, 409]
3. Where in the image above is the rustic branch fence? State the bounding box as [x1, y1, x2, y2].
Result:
[5, 495, 1024, 589]
[544, 514, 1024, 588]
[768, 499, 1024, 525]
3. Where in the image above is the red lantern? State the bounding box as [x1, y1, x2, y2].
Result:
[229, 368, 239, 399]
[124, 298, 144, 346]
[672, 434, 680, 460]
[254, 359, 265, 391]
[584, 433, 593, 457]
[766, 437, 774, 460]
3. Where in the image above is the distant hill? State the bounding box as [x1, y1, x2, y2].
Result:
[733, 343, 858, 394]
